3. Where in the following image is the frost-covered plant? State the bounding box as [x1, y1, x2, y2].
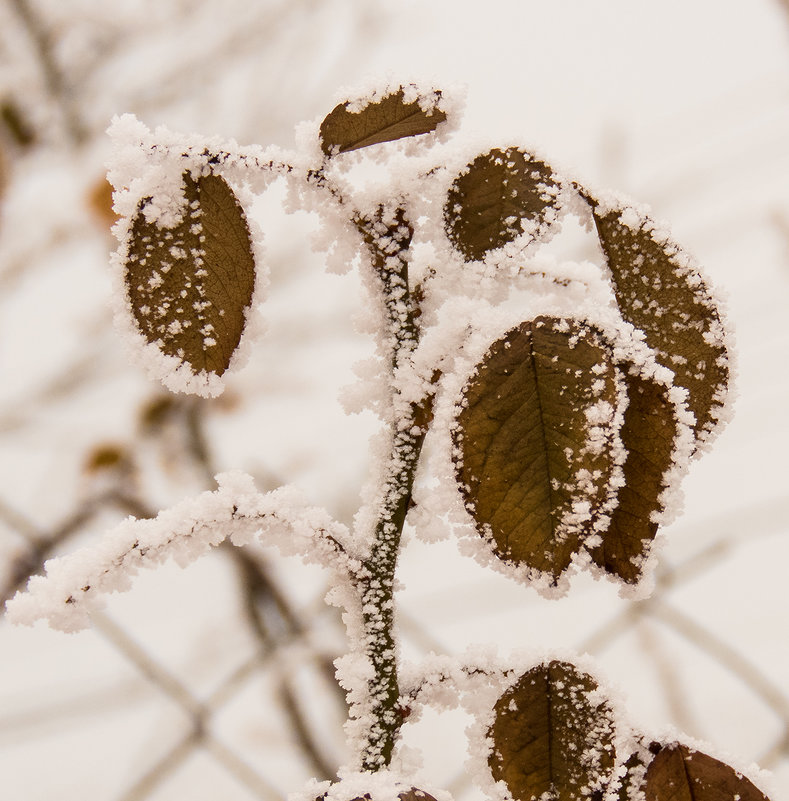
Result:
[6, 81, 773, 801]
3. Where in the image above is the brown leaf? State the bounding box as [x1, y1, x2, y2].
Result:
[589, 201, 729, 443]
[444, 147, 561, 261]
[453, 317, 620, 582]
[488, 661, 616, 801]
[643, 742, 771, 801]
[319, 87, 446, 155]
[588, 371, 681, 584]
[125, 172, 256, 388]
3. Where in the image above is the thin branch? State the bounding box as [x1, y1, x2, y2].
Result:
[91, 611, 202, 718]
[646, 600, 789, 726]
[6, 0, 86, 143]
[578, 537, 738, 656]
[203, 737, 283, 801]
[233, 547, 340, 780]
[757, 729, 789, 770]
[635, 617, 701, 737]
[93, 611, 284, 801]
[117, 733, 197, 801]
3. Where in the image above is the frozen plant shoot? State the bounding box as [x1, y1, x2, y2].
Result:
[6, 81, 773, 801]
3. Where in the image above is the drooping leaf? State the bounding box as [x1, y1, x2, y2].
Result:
[587, 371, 681, 584]
[488, 661, 616, 801]
[444, 147, 562, 261]
[588, 200, 729, 443]
[125, 172, 256, 387]
[319, 86, 446, 155]
[453, 317, 620, 582]
[642, 742, 771, 801]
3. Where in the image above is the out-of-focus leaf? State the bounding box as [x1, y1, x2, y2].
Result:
[642, 743, 771, 801]
[588, 372, 680, 584]
[444, 147, 561, 261]
[453, 317, 619, 582]
[89, 176, 120, 227]
[589, 201, 728, 443]
[488, 661, 616, 801]
[125, 172, 256, 382]
[319, 87, 446, 155]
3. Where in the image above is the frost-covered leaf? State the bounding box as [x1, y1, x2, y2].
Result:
[589, 200, 728, 443]
[641, 742, 771, 801]
[587, 371, 681, 584]
[453, 317, 620, 582]
[444, 147, 561, 261]
[125, 171, 256, 388]
[319, 86, 446, 155]
[488, 661, 616, 801]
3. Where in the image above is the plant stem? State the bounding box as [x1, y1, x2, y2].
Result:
[355, 205, 432, 770]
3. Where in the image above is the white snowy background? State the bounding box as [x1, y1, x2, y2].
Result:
[1, 1, 788, 799]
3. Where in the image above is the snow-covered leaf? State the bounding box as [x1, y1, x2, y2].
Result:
[589, 200, 729, 443]
[319, 86, 447, 155]
[641, 742, 771, 801]
[488, 661, 616, 801]
[587, 371, 682, 584]
[452, 317, 620, 583]
[125, 171, 256, 390]
[444, 147, 561, 261]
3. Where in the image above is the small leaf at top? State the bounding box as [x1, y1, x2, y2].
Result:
[453, 317, 620, 583]
[642, 742, 771, 801]
[319, 86, 447, 155]
[587, 370, 682, 584]
[125, 171, 256, 393]
[488, 661, 616, 801]
[444, 147, 562, 261]
[588, 199, 729, 443]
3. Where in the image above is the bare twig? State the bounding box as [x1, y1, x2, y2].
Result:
[635, 617, 701, 737]
[646, 600, 789, 726]
[233, 547, 341, 780]
[91, 612, 201, 718]
[117, 733, 198, 801]
[6, 0, 86, 143]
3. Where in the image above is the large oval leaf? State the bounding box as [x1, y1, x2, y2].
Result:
[319, 86, 446, 155]
[642, 743, 771, 801]
[587, 371, 682, 584]
[125, 172, 256, 392]
[488, 661, 616, 801]
[444, 147, 562, 261]
[588, 200, 729, 443]
[453, 317, 620, 582]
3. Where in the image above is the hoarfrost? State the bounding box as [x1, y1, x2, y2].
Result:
[6, 472, 356, 632]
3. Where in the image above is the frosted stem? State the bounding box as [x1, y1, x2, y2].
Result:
[356, 205, 432, 770]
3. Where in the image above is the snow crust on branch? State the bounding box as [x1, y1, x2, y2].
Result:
[6, 471, 356, 632]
